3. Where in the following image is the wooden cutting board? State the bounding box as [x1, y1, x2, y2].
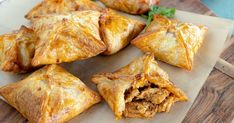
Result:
[0, 0, 233, 123]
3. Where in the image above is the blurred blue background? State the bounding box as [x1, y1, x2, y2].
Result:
[202, 0, 234, 20]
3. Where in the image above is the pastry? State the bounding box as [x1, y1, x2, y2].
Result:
[25, 0, 103, 19]
[131, 15, 208, 70]
[99, 9, 145, 55]
[100, 0, 159, 14]
[92, 53, 188, 119]
[0, 64, 101, 123]
[0, 26, 36, 73]
[31, 10, 106, 66]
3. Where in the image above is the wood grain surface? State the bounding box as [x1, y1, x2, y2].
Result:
[160, 1, 234, 123]
[183, 38, 234, 123]
[0, 0, 233, 123]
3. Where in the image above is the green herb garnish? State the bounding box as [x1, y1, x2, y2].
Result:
[141, 14, 148, 19]
[145, 6, 176, 27]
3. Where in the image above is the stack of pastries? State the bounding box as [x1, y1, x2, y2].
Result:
[0, 0, 208, 122]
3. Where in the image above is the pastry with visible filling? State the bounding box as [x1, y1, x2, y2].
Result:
[100, 0, 159, 14]
[31, 10, 106, 66]
[0, 64, 101, 123]
[131, 15, 208, 70]
[0, 26, 36, 73]
[99, 9, 145, 55]
[92, 53, 188, 119]
[25, 0, 103, 19]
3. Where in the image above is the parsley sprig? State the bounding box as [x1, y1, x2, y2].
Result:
[143, 6, 176, 27]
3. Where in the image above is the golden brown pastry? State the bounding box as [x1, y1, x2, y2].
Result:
[100, 0, 159, 14]
[100, 9, 145, 55]
[31, 10, 106, 66]
[131, 15, 208, 70]
[0, 64, 101, 123]
[25, 0, 103, 19]
[92, 53, 188, 119]
[0, 26, 36, 73]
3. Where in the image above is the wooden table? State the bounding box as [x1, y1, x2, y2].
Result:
[160, 0, 234, 123]
[0, 0, 233, 123]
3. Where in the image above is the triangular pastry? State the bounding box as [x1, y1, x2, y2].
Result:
[92, 53, 188, 119]
[0, 64, 101, 123]
[100, 0, 159, 14]
[31, 10, 106, 66]
[131, 15, 208, 70]
[99, 9, 145, 55]
[25, 0, 103, 19]
[0, 26, 36, 73]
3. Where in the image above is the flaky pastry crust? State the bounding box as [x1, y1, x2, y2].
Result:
[0, 64, 101, 123]
[25, 0, 103, 19]
[31, 10, 106, 66]
[0, 26, 36, 73]
[99, 9, 145, 55]
[100, 0, 159, 14]
[131, 15, 208, 70]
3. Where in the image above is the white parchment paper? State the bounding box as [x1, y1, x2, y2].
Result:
[0, 0, 233, 123]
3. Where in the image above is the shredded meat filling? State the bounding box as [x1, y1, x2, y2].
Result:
[136, 87, 170, 104]
[125, 88, 140, 103]
[124, 101, 157, 118]
[157, 96, 176, 113]
[123, 83, 176, 118]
